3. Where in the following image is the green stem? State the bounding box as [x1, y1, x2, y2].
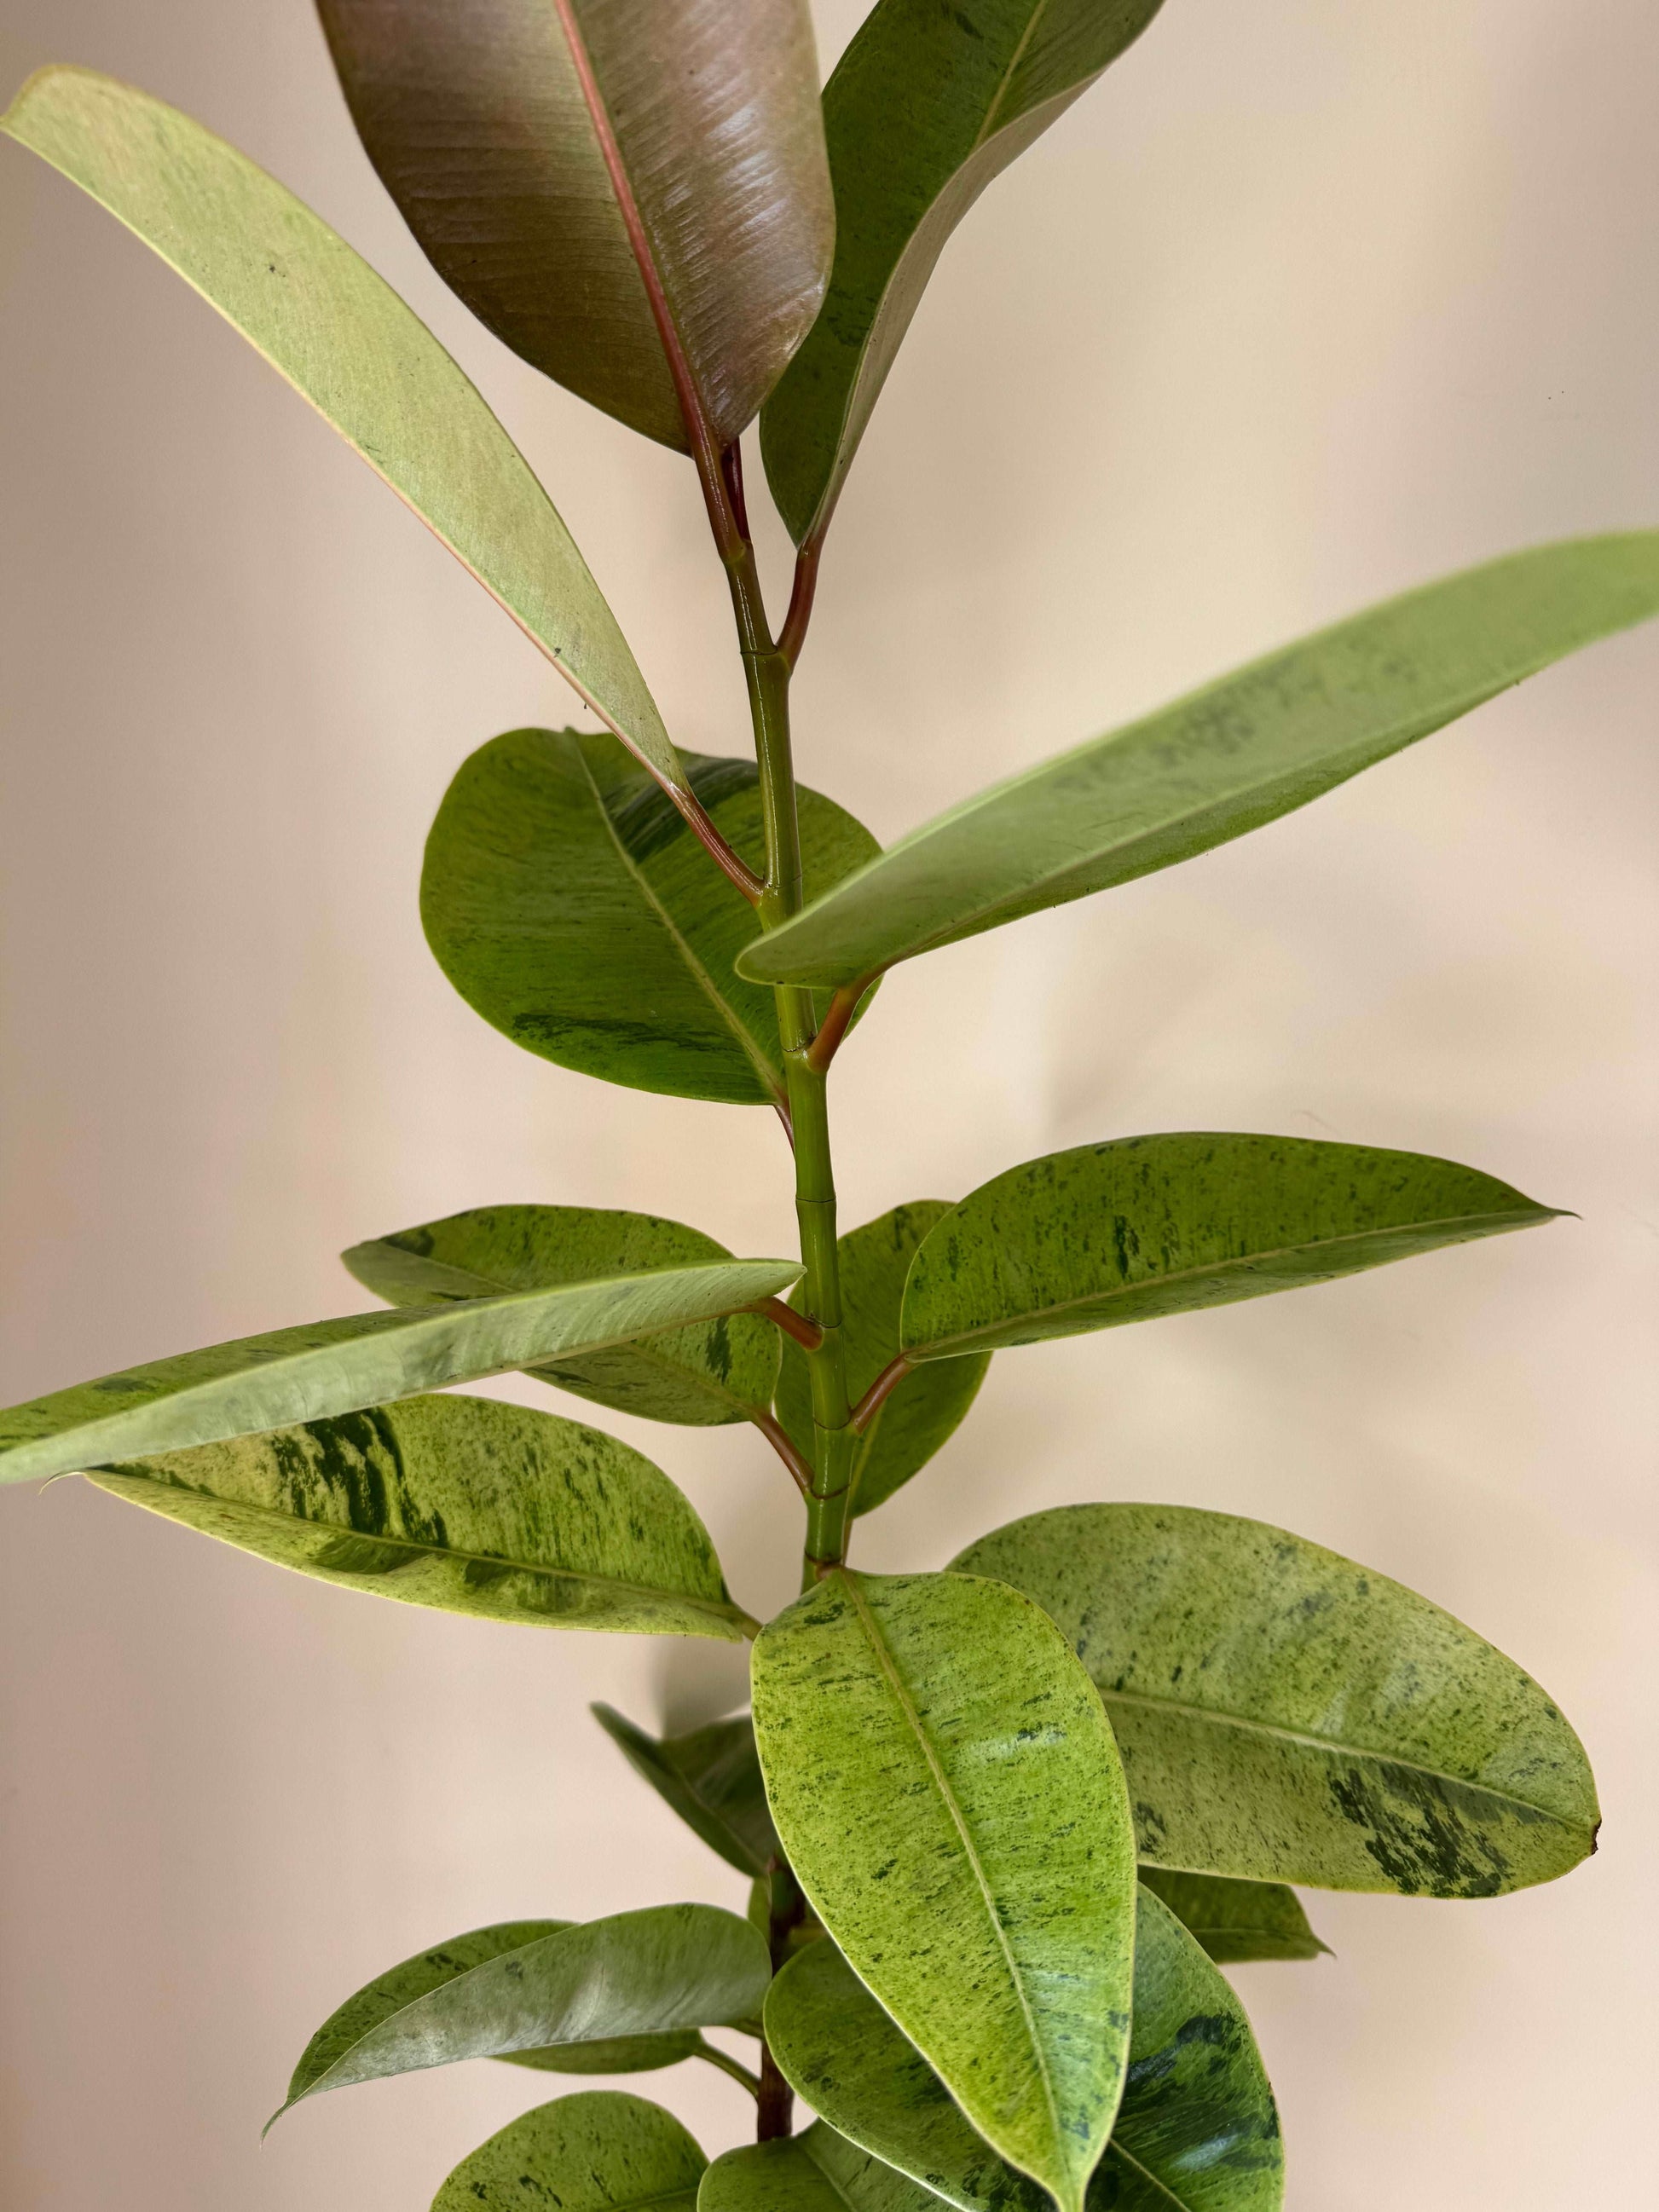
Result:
[691, 2036, 762, 2100]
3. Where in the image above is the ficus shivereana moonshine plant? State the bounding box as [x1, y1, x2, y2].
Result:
[0, 6, 1650, 2207]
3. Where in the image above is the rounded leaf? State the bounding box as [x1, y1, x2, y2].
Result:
[431, 2091, 705, 2212]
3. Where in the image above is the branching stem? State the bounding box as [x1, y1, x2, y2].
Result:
[691, 2038, 762, 2100]
[849, 1353, 912, 1435]
[749, 1297, 824, 1353]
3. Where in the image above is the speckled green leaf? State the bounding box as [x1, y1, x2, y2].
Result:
[0, 1257, 800, 1488]
[760, 0, 1168, 545]
[592, 1703, 779, 1879]
[343, 1204, 779, 1426]
[775, 1204, 989, 1515]
[88, 1395, 754, 1640]
[431, 2091, 706, 2212]
[953, 1505, 1599, 1896]
[737, 534, 1659, 985]
[1137, 1871, 1327, 1967]
[421, 731, 880, 1106]
[751, 1568, 1138, 2212]
[899, 1135, 1559, 1360]
[500, 2030, 707, 2076]
[275, 1904, 767, 2117]
[0, 68, 680, 787]
[702, 2126, 945, 2212]
[766, 1889, 1283, 2212]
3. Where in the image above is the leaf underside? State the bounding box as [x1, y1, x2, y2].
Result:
[591, 1701, 780, 1879]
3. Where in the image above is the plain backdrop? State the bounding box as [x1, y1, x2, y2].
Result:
[1, 2, 1655, 2206]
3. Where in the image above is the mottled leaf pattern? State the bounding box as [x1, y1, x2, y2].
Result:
[430, 2091, 706, 2212]
[343, 1203, 779, 1425]
[592, 1703, 779, 1879]
[751, 1568, 1137, 2212]
[702, 2126, 947, 2211]
[421, 731, 880, 1105]
[899, 1135, 1559, 1358]
[775, 1203, 989, 1515]
[0, 69, 681, 786]
[954, 1505, 1599, 1895]
[1137, 1870, 1327, 1966]
[738, 534, 1659, 985]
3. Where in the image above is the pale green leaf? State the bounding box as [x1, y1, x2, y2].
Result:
[954, 1504, 1599, 1895]
[0, 67, 682, 785]
[751, 1568, 1137, 2212]
[1136, 1869, 1327, 1966]
[702, 2126, 945, 2212]
[592, 1703, 779, 1879]
[737, 534, 1659, 986]
[899, 1135, 1558, 1359]
[431, 2091, 705, 2212]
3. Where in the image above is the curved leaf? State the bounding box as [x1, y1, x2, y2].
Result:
[1136, 1870, 1327, 1966]
[760, 0, 1167, 544]
[592, 1703, 778, 1879]
[774, 1204, 989, 1514]
[344, 1204, 779, 1425]
[431, 2091, 705, 2212]
[751, 1568, 1137, 2212]
[953, 1505, 1599, 1895]
[0, 67, 680, 786]
[737, 534, 1659, 985]
[500, 2030, 705, 2076]
[0, 1257, 800, 1487]
[87, 1395, 753, 1640]
[421, 731, 880, 1106]
[899, 1135, 1558, 1359]
[702, 2127, 945, 2212]
[275, 1904, 768, 2116]
[766, 1890, 1283, 2212]
[319, 0, 832, 451]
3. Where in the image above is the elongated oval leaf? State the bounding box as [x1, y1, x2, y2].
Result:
[774, 1204, 989, 1514]
[431, 2091, 705, 2212]
[953, 1505, 1599, 1895]
[592, 1704, 778, 1879]
[319, 0, 832, 451]
[87, 1395, 753, 1640]
[702, 2126, 945, 2212]
[0, 1258, 799, 1487]
[737, 534, 1659, 986]
[766, 1891, 1283, 2212]
[899, 1134, 1558, 1360]
[1, 67, 681, 786]
[422, 731, 880, 1106]
[1136, 1870, 1327, 1967]
[344, 1204, 779, 1425]
[760, 0, 1167, 544]
[751, 1568, 1137, 2212]
[276, 1904, 768, 2116]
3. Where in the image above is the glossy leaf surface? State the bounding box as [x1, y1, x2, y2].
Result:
[752, 1568, 1137, 2212]
[954, 1505, 1599, 1894]
[0, 67, 680, 786]
[592, 1703, 779, 1879]
[899, 1134, 1558, 1359]
[738, 534, 1659, 985]
[775, 1204, 989, 1515]
[760, 0, 1167, 543]
[421, 731, 879, 1105]
[766, 1890, 1283, 2212]
[319, 0, 832, 449]
[278, 1905, 767, 2113]
[88, 1395, 751, 1640]
[0, 1259, 799, 1487]
[702, 2126, 944, 2212]
[431, 2091, 705, 2212]
[343, 1204, 778, 1425]
[1137, 1870, 1327, 1966]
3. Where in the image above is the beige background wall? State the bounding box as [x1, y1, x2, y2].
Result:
[1, 2, 1654, 2204]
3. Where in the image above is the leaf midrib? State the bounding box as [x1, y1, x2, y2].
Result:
[974, 0, 1056, 149]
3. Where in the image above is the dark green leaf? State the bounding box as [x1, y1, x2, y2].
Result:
[1136, 1870, 1327, 1966]
[0, 69, 680, 787]
[775, 1204, 989, 1514]
[421, 731, 880, 1106]
[702, 2126, 945, 2211]
[899, 1135, 1559, 1359]
[751, 1568, 1137, 2212]
[343, 1204, 779, 1426]
[592, 1703, 779, 1878]
[431, 2091, 705, 2212]
[953, 1505, 1599, 1895]
[500, 2031, 705, 2076]
[766, 1889, 1284, 2212]
[760, 0, 1168, 544]
[737, 534, 1659, 985]
[275, 1904, 768, 2117]
[319, 0, 831, 450]
[0, 1259, 800, 1488]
